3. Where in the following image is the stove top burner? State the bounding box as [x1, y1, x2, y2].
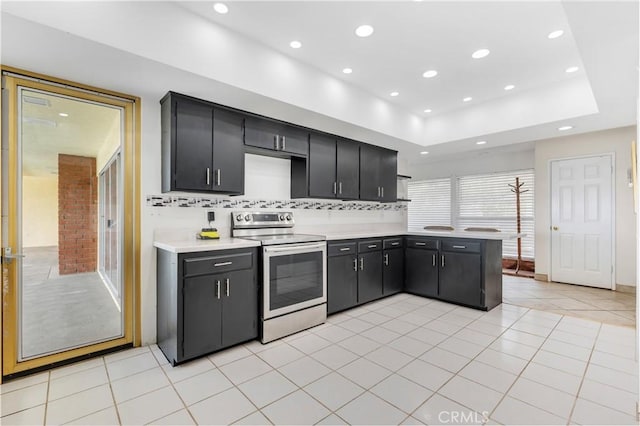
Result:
[238, 233, 326, 246]
[231, 211, 325, 245]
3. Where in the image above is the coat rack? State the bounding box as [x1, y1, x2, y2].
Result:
[508, 177, 529, 274]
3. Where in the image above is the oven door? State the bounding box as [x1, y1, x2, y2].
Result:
[263, 241, 327, 319]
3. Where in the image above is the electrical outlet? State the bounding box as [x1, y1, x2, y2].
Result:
[207, 211, 215, 222]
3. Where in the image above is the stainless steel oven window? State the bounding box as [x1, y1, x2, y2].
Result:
[263, 242, 327, 319]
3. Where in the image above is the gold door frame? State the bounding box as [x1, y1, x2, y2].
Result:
[1, 67, 141, 378]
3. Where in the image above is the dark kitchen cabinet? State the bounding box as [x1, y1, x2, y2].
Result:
[405, 237, 439, 297]
[439, 251, 482, 308]
[292, 134, 360, 200]
[327, 249, 358, 314]
[157, 248, 258, 365]
[359, 144, 397, 202]
[244, 116, 309, 157]
[161, 92, 244, 194]
[383, 238, 404, 296]
[358, 251, 383, 304]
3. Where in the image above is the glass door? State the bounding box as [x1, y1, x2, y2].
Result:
[2, 74, 137, 376]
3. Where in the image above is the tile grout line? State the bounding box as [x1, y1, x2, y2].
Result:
[103, 353, 123, 426]
[43, 371, 51, 425]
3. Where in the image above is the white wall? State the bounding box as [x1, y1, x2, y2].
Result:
[22, 176, 58, 248]
[534, 126, 637, 286]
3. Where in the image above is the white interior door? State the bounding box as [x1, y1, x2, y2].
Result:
[550, 155, 613, 289]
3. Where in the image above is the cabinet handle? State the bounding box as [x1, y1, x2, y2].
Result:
[381, 187, 384, 198]
[432, 254, 436, 267]
[215, 169, 221, 186]
[339, 182, 342, 194]
[441, 255, 445, 268]
[353, 258, 358, 271]
[415, 242, 426, 246]
[274, 135, 279, 150]
[214, 261, 233, 267]
[384, 253, 389, 266]
[359, 257, 364, 270]
[367, 244, 377, 249]
[339, 247, 351, 252]
[225, 278, 230, 297]
[452, 245, 466, 249]
[333, 182, 337, 195]
[216, 280, 221, 299]
[377, 186, 381, 197]
[206, 168, 210, 185]
[282, 136, 286, 151]
[391, 242, 399, 246]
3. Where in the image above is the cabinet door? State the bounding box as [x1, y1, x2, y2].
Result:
[439, 252, 482, 307]
[383, 248, 403, 295]
[404, 248, 438, 297]
[174, 98, 213, 191]
[380, 149, 398, 202]
[359, 144, 381, 201]
[327, 255, 358, 314]
[221, 269, 258, 347]
[244, 116, 280, 151]
[280, 124, 309, 156]
[212, 109, 244, 194]
[358, 251, 383, 304]
[309, 134, 337, 198]
[336, 139, 359, 200]
[182, 275, 222, 360]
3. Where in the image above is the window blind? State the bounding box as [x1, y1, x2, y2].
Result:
[407, 178, 451, 231]
[456, 170, 534, 258]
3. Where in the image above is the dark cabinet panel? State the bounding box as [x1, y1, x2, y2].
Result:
[161, 92, 244, 194]
[336, 139, 359, 199]
[383, 248, 404, 295]
[173, 98, 214, 192]
[358, 251, 383, 304]
[380, 149, 398, 202]
[405, 248, 439, 297]
[327, 255, 358, 314]
[221, 269, 258, 347]
[245, 117, 308, 156]
[182, 275, 222, 360]
[439, 251, 482, 307]
[359, 144, 381, 201]
[212, 109, 245, 194]
[308, 134, 337, 198]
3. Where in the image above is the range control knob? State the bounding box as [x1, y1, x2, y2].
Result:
[286, 214, 292, 221]
[279, 214, 285, 221]
[236, 214, 243, 221]
[244, 214, 251, 221]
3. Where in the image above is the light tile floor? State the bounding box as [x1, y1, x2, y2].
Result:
[503, 275, 636, 327]
[1, 293, 638, 425]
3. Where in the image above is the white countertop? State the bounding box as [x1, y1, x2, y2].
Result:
[323, 230, 406, 241]
[154, 237, 261, 253]
[407, 231, 525, 241]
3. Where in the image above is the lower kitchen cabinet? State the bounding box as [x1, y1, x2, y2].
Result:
[358, 250, 383, 304]
[327, 251, 358, 314]
[404, 237, 439, 297]
[438, 251, 482, 308]
[157, 247, 258, 365]
[383, 238, 404, 296]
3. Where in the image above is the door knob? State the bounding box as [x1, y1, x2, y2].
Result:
[552, 226, 559, 231]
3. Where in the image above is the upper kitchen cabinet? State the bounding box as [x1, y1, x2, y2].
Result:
[161, 92, 244, 194]
[359, 144, 397, 202]
[244, 116, 309, 157]
[299, 133, 359, 200]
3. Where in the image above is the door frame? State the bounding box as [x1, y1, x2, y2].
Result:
[548, 153, 616, 289]
[0, 66, 141, 378]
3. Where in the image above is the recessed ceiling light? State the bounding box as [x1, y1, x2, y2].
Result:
[355, 25, 374, 37]
[548, 30, 564, 39]
[420, 151, 429, 155]
[423, 109, 432, 113]
[289, 40, 302, 49]
[390, 91, 399, 97]
[422, 70, 438, 78]
[463, 97, 472, 102]
[476, 140, 487, 145]
[471, 48, 490, 59]
[565, 66, 579, 73]
[58, 112, 69, 117]
[342, 68, 353, 74]
[558, 125, 573, 131]
[504, 84, 515, 91]
[213, 3, 228, 14]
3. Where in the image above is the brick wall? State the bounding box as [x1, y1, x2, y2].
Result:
[58, 154, 97, 275]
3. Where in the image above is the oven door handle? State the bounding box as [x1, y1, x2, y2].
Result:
[263, 242, 326, 254]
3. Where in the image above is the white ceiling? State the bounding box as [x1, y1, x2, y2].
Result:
[1, 1, 638, 170]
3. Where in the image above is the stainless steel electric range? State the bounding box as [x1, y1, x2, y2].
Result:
[231, 211, 327, 343]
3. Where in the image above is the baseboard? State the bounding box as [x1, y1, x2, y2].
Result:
[534, 273, 549, 282]
[616, 284, 636, 294]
